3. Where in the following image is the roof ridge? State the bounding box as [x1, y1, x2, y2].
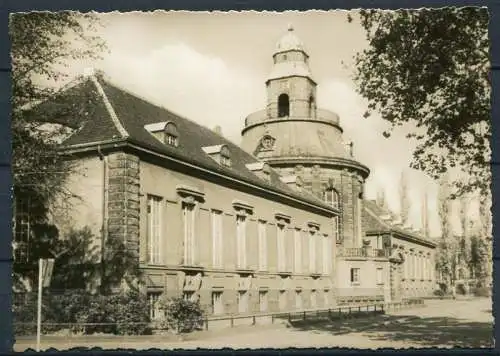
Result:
[89, 75, 129, 138]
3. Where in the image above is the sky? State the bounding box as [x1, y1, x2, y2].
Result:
[49, 10, 485, 238]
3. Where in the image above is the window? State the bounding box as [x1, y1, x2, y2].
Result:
[309, 95, 315, 117]
[350, 268, 360, 285]
[261, 135, 275, 150]
[258, 221, 268, 270]
[212, 210, 223, 267]
[322, 235, 330, 274]
[164, 122, 179, 147]
[278, 94, 290, 117]
[376, 267, 384, 285]
[14, 197, 31, 262]
[279, 290, 287, 311]
[332, 216, 341, 243]
[147, 292, 162, 320]
[323, 291, 330, 307]
[294, 229, 302, 273]
[183, 291, 195, 302]
[212, 291, 224, 315]
[376, 236, 383, 250]
[310, 290, 317, 309]
[356, 196, 363, 245]
[277, 224, 286, 271]
[220, 145, 231, 167]
[182, 202, 196, 265]
[259, 291, 268, 312]
[236, 215, 247, 269]
[295, 290, 303, 310]
[147, 195, 163, 264]
[238, 291, 249, 313]
[323, 188, 340, 209]
[309, 231, 316, 273]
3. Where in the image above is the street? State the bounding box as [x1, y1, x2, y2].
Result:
[14, 297, 493, 351]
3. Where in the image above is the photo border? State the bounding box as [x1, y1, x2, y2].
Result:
[0, 0, 498, 354]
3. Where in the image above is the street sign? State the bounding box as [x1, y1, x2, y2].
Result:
[41, 258, 55, 288]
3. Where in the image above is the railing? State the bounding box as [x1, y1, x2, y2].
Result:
[244, 109, 340, 127]
[337, 247, 390, 258]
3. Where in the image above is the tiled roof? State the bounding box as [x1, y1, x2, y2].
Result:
[363, 200, 436, 247]
[35, 74, 338, 215]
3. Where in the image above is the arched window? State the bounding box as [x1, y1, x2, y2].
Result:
[323, 188, 340, 209]
[278, 94, 289, 117]
[220, 145, 231, 167]
[164, 122, 179, 147]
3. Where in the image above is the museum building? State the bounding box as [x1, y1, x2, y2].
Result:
[15, 26, 437, 318]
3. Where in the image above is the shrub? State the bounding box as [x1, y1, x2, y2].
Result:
[159, 297, 204, 334]
[13, 293, 37, 336]
[433, 289, 445, 297]
[472, 286, 491, 297]
[108, 290, 151, 335]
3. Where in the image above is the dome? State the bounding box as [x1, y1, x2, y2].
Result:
[275, 25, 306, 54]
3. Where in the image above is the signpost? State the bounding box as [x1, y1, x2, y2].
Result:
[36, 258, 54, 352]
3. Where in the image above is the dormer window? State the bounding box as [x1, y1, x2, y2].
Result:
[144, 121, 179, 147]
[246, 161, 271, 182]
[261, 135, 276, 150]
[164, 122, 179, 146]
[220, 145, 231, 167]
[202, 144, 231, 167]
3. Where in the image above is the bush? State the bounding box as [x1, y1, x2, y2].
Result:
[75, 290, 151, 335]
[433, 289, 445, 297]
[472, 286, 491, 297]
[159, 297, 204, 334]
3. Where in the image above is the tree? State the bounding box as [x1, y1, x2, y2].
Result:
[10, 12, 106, 273]
[350, 8, 490, 198]
[399, 171, 410, 225]
[435, 175, 455, 290]
[11, 12, 106, 228]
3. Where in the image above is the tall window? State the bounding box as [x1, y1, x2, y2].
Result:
[309, 231, 316, 273]
[182, 202, 196, 265]
[295, 290, 303, 310]
[308, 95, 315, 117]
[332, 216, 341, 244]
[236, 215, 247, 268]
[322, 235, 330, 274]
[147, 292, 162, 320]
[212, 210, 223, 268]
[323, 291, 330, 307]
[294, 229, 302, 273]
[356, 196, 363, 245]
[278, 94, 290, 117]
[277, 224, 286, 271]
[259, 291, 268, 312]
[350, 268, 360, 285]
[310, 290, 317, 309]
[14, 197, 31, 262]
[376, 267, 384, 285]
[238, 291, 249, 313]
[323, 188, 340, 209]
[147, 195, 162, 264]
[183, 291, 195, 302]
[258, 221, 267, 270]
[279, 290, 287, 310]
[212, 291, 224, 315]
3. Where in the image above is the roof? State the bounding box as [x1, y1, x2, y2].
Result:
[28, 73, 339, 216]
[275, 25, 307, 55]
[363, 200, 437, 248]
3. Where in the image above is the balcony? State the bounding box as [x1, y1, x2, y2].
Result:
[244, 109, 340, 128]
[337, 247, 390, 259]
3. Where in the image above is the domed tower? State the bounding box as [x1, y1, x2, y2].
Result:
[241, 26, 370, 248]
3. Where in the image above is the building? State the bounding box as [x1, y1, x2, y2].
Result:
[15, 26, 437, 318]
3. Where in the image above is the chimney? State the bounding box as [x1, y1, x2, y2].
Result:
[213, 125, 223, 136]
[280, 175, 303, 191]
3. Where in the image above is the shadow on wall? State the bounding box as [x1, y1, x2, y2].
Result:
[288, 312, 492, 348]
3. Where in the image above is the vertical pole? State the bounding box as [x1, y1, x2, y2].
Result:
[36, 259, 43, 352]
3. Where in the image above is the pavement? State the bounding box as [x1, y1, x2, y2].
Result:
[13, 297, 493, 351]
